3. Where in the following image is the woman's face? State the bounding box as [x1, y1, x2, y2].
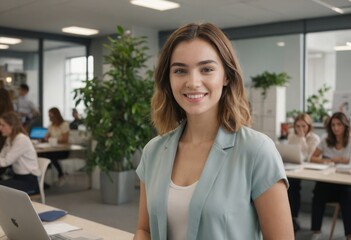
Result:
[331, 118, 346, 138]
[49, 111, 54, 122]
[0, 119, 12, 137]
[169, 39, 227, 118]
[295, 120, 309, 136]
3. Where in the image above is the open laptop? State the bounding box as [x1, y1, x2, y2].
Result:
[29, 127, 48, 140]
[0, 185, 102, 240]
[275, 143, 304, 171]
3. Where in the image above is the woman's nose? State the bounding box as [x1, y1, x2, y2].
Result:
[185, 71, 201, 88]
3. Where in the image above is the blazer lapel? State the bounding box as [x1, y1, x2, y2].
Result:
[156, 123, 186, 240]
[187, 127, 236, 240]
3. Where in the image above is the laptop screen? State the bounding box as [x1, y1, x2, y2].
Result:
[29, 127, 48, 139]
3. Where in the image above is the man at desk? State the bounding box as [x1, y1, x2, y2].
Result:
[39, 107, 69, 187]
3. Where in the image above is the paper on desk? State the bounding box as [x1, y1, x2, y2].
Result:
[44, 221, 81, 235]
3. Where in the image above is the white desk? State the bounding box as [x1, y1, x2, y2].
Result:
[0, 202, 134, 240]
[286, 167, 351, 185]
[35, 143, 86, 153]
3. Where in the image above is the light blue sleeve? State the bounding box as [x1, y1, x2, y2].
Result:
[251, 137, 288, 200]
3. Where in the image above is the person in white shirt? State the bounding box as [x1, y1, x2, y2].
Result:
[16, 83, 40, 130]
[0, 111, 40, 194]
[310, 112, 351, 240]
[287, 113, 320, 232]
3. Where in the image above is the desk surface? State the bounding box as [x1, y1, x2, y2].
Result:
[35, 143, 86, 153]
[286, 167, 351, 185]
[0, 201, 134, 240]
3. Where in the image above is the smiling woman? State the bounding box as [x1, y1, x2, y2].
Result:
[134, 22, 294, 240]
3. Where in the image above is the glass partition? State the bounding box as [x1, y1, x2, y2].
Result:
[306, 29, 351, 120]
[0, 36, 39, 119]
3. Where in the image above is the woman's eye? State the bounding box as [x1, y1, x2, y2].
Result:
[202, 67, 214, 73]
[173, 69, 186, 74]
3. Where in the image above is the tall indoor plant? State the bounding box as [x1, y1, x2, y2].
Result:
[74, 26, 154, 204]
[251, 71, 290, 99]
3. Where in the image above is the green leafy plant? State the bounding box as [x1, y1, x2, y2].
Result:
[73, 26, 154, 173]
[286, 109, 301, 120]
[251, 71, 290, 99]
[306, 84, 331, 122]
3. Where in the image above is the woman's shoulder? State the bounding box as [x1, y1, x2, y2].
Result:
[14, 133, 31, 144]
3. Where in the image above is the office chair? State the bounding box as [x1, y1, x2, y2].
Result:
[327, 202, 340, 240]
[30, 157, 51, 204]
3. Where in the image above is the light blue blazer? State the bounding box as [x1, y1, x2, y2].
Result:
[136, 122, 287, 240]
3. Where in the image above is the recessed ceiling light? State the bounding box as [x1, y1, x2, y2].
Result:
[276, 41, 285, 47]
[62, 26, 99, 36]
[0, 37, 22, 45]
[130, 0, 180, 11]
[312, 0, 344, 14]
[334, 45, 351, 51]
[347, 42, 351, 46]
[0, 44, 9, 49]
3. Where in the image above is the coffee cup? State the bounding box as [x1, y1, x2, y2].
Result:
[48, 137, 58, 146]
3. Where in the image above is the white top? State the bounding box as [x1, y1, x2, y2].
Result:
[167, 180, 198, 240]
[288, 131, 320, 161]
[48, 122, 69, 139]
[318, 137, 351, 166]
[16, 95, 39, 122]
[0, 133, 40, 176]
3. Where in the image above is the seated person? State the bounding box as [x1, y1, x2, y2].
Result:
[0, 111, 40, 194]
[69, 108, 83, 130]
[310, 112, 351, 240]
[39, 107, 69, 187]
[287, 113, 320, 232]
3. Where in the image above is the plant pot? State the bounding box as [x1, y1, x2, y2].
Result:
[100, 170, 135, 205]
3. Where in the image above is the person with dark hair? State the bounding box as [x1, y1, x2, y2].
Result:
[16, 83, 40, 130]
[39, 107, 69, 186]
[0, 111, 40, 194]
[0, 88, 14, 150]
[134, 22, 293, 240]
[69, 108, 83, 130]
[287, 113, 320, 231]
[310, 112, 351, 240]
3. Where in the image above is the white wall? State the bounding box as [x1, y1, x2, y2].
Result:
[233, 34, 303, 112]
[43, 46, 85, 126]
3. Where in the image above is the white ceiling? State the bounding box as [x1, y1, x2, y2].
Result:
[1, 0, 351, 53]
[1, 0, 351, 37]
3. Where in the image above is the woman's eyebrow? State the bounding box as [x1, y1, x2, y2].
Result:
[170, 59, 218, 68]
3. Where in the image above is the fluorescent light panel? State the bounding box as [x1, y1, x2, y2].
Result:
[334, 45, 351, 51]
[62, 26, 99, 36]
[0, 37, 22, 45]
[130, 0, 180, 11]
[0, 44, 9, 49]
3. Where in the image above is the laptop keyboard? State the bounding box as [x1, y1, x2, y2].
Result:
[50, 234, 71, 240]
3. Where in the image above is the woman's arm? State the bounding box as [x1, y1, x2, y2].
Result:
[254, 180, 294, 240]
[59, 132, 69, 144]
[309, 148, 330, 164]
[134, 182, 150, 240]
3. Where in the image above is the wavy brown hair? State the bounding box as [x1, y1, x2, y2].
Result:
[293, 113, 313, 135]
[326, 112, 350, 148]
[49, 107, 65, 126]
[0, 111, 26, 144]
[151, 22, 251, 135]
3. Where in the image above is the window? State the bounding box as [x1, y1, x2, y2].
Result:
[65, 56, 93, 120]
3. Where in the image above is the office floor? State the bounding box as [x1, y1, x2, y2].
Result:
[44, 173, 347, 240]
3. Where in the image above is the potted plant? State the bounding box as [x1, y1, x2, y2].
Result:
[73, 26, 154, 204]
[306, 84, 331, 122]
[251, 71, 290, 99]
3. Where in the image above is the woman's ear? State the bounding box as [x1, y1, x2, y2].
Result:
[223, 78, 229, 86]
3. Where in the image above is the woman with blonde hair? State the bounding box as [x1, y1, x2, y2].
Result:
[287, 113, 320, 231]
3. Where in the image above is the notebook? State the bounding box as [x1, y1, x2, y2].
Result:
[29, 127, 48, 140]
[0, 185, 102, 240]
